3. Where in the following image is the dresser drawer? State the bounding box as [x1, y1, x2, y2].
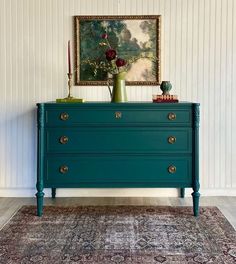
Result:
[45, 108, 192, 126]
[46, 128, 192, 154]
[44, 156, 192, 187]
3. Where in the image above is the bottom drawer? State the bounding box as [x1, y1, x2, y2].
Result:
[44, 156, 192, 188]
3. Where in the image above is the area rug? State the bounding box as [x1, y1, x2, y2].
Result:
[0, 206, 235, 264]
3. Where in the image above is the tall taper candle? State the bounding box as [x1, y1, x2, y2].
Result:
[68, 40, 71, 74]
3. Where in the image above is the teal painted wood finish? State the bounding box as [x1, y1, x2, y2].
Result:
[45, 106, 192, 126]
[45, 156, 192, 187]
[192, 104, 200, 216]
[180, 188, 185, 198]
[51, 188, 56, 199]
[36, 104, 45, 217]
[36, 102, 200, 216]
[46, 128, 192, 153]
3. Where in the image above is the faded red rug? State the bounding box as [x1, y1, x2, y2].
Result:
[0, 206, 235, 263]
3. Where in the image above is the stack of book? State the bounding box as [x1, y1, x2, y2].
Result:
[152, 94, 179, 103]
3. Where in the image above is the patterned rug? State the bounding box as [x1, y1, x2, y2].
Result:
[0, 206, 236, 264]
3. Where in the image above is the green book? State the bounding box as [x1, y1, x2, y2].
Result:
[56, 98, 85, 103]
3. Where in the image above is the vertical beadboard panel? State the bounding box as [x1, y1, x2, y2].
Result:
[220, 0, 227, 188]
[0, 0, 236, 195]
[15, 0, 23, 187]
[231, 0, 236, 188]
[186, 0, 193, 101]
[198, 0, 207, 189]
[169, 0, 176, 94]
[4, 0, 13, 188]
[180, 0, 188, 100]
[214, 0, 221, 188]
[174, 0, 182, 98]
[208, 0, 216, 188]
[0, 0, 7, 188]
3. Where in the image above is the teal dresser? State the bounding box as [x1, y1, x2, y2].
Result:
[36, 102, 200, 216]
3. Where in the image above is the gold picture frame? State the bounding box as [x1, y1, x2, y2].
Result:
[74, 15, 161, 86]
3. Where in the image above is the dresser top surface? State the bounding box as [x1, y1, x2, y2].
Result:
[37, 101, 199, 108]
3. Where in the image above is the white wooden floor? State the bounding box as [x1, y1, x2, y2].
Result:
[0, 197, 236, 230]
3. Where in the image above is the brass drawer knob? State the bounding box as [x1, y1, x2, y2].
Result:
[115, 111, 122, 119]
[60, 112, 69, 121]
[168, 136, 176, 144]
[168, 165, 176, 174]
[59, 136, 69, 144]
[59, 165, 69, 174]
[168, 112, 176, 120]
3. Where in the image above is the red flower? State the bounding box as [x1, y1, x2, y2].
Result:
[105, 49, 117, 61]
[116, 58, 126, 67]
[101, 33, 108, 39]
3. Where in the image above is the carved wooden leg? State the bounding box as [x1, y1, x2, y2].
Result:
[37, 104, 45, 217]
[192, 103, 200, 217]
[192, 189, 200, 217]
[180, 188, 185, 198]
[192, 171, 200, 216]
[36, 182, 44, 217]
[52, 188, 56, 199]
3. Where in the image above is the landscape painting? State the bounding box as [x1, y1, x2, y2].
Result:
[74, 15, 161, 85]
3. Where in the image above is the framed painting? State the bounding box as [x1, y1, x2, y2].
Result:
[74, 15, 161, 86]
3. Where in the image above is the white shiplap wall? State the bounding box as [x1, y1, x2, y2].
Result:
[0, 0, 236, 197]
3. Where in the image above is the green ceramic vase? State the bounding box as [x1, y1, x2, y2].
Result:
[111, 72, 128, 103]
[160, 81, 172, 95]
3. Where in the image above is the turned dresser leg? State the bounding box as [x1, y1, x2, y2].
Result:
[37, 103, 45, 216]
[192, 189, 200, 217]
[192, 103, 200, 217]
[192, 166, 200, 216]
[52, 188, 56, 199]
[36, 182, 44, 217]
[180, 188, 185, 198]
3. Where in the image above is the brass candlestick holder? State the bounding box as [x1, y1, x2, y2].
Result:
[56, 73, 84, 103]
[66, 73, 73, 99]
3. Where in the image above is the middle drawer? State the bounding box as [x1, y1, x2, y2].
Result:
[46, 127, 192, 154]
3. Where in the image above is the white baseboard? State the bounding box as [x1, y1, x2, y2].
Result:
[0, 188, 235, 197]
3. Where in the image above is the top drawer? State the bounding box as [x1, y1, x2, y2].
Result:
[44, 108, 192, 127]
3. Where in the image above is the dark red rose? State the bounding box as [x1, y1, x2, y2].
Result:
[101, 33, 108, 39]
[105, 49, 117, 61]
[116, 58, 126, 67]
